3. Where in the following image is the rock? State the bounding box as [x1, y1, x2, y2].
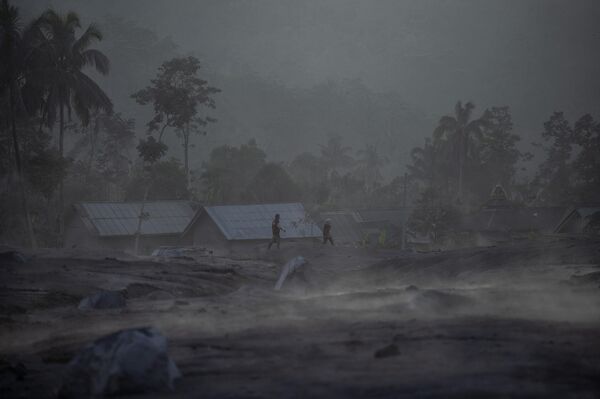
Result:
[125, 283, 160, 299]
[8, 361, 28, 381]
[408, 289, 473, 312]
[58, 327, 180, 398]
[0, 251, 27, 264]
[374, 343, 399, 359]
[405, 284, 419, 292]
[145, 290, 175, 300]
[78, 290, 126, 310]
[569, 271, 600, 286]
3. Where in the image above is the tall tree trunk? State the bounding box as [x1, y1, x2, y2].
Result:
[401, 172, 408, 250]
[457, 131, 464, 203]
[183, 127, 189, 190]
[58, 102, 65, 247]
[86, 119, 98, 184]
[9, 87, 37, 248]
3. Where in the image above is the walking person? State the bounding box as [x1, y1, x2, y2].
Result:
[323, 218, 334, 246]
[268, 214, 285, 249]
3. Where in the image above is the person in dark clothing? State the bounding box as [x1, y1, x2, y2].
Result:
[323, 218, 334, 245]
[268, 214, 285, 249]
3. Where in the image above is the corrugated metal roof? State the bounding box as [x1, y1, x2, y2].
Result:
[578, 207, 600, 218]
[205, 203, 321, 240]
[75, 201, 195, 237]
[554, 207, 600, 234]
[355, 209, 411, 225]
[464, 207, 567, 233]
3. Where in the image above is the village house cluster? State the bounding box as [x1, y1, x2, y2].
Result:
[64, 184, 599, 255]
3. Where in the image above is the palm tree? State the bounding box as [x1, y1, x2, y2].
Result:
[33, 9, 112, 242]
[319, 135, 354, 177]
[407, 138, 436, 187]
[0, 0, 36, 247]
[433, 101, 485, 202]
[356, 144, 387, 194]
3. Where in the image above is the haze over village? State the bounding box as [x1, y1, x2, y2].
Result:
[1, 1, 599, 398]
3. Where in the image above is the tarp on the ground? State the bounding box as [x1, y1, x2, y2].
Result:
[59, 327, 181, 398]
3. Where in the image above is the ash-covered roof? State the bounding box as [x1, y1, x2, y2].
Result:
[204, 203, 321, 240]
[555, 207, 600, 234]
[74, 201, 196, 237]
[463, 207, 567, 233]
[354, 208, 411, 226]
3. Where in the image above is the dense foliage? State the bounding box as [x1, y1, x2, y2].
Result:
[0, 0, 598, 248]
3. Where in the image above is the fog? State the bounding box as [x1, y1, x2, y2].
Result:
[2, 1, 600, 397]
[18, 0, 600, 167]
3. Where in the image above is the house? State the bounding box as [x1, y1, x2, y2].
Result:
[462, 206, 567, 243]
[458, 183, 567, 243]
[484, 184, 512, 209]
[316, 208, 412, 246]
[317, 211, 364, 245]
[183, 203, 322, 252]
[65, 201, 197, 254]
[554, 207, 600, 235]
[354, 208, 412, 246]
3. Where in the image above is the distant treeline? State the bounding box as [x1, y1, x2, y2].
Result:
[1, 1, 599, 248]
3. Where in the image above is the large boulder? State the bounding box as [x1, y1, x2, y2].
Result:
[0, 250, 28, 264]
[78, 290, 126, 310]
[59, 327, 181, 398]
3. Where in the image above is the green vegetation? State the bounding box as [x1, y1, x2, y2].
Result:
[1, 0, 598, 248]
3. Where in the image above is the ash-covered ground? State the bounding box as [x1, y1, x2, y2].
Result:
[1, 238, 600, 398]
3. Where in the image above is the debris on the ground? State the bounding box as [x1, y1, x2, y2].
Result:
[5, 361, 28, 381]
[78, 290, 126, 310]
[407, 289, 473, 312]
[405, 284, 419, 292]
[58, 327, 181, 398]
[569, 271, 600, 288]
[374, 343, 399, 359]
[0, 251, 28, 264]
[151, 246, 210, 260]
[274, 256, 307, 290]
[145, 290, 175, 300]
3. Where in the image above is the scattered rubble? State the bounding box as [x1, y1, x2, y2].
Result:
[374, 343, 399, 359]
[78, 290, 126, 310]
[58, 327, 181, 398]
[408, 289, 473, 313]
[0, 251, 28, 264]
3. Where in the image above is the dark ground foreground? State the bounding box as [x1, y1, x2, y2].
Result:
[1, 238, 600, 398]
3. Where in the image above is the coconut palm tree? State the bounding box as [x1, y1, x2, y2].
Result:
[33, 9, 112, 242]
[319, 135, 354, 177]
[356, 144, 387, 195]
[407, 138, 436, 187]
[0, 0, 36, 247]
[433, 101, 485, 203]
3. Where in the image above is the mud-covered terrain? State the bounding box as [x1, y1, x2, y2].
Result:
[1, 238, 600, 398]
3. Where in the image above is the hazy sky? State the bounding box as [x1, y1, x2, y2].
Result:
[21, 0, 600, 134]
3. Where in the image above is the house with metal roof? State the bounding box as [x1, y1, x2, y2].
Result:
[65, 201, 197, 254]
[317, 211, 364, 245]
[315, 208, 413, 247]
[554, 207, 600, 235]
[183, 203, 321, 252]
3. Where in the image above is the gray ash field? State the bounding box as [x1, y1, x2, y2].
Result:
[1, 238, 599, 398]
